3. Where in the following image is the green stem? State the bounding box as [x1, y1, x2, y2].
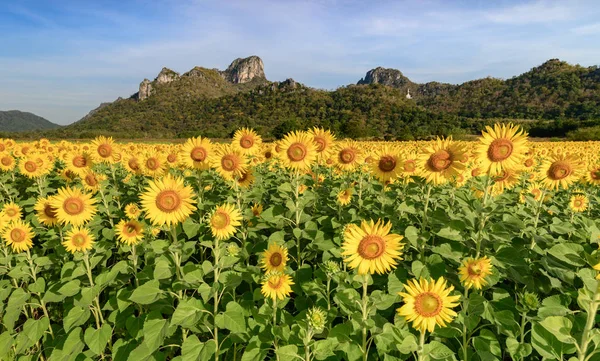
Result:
[273, 298, 279, 361]
[171, 225, 182, 280]
[530, 190, 546, 250]
[326, 278, 331, 311]
[577, 283, 600, 361]
[131, 245, 139, 287]
[83, 251, 104, 327]
[420, 185, 432, 260]
[98, 187, 114, 227]
[294, 170, 302, 266]
[462, 287, 469, 361]
[519, 311, 527, 361]
[214, 236, 221, 361]
[361, 275, 369, 361]
[26, 250, 54, 338]
[417, 330, 426, 361]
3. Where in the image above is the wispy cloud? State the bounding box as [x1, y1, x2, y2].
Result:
[571, 22, 600, 35]
[484, 1, 573, 24]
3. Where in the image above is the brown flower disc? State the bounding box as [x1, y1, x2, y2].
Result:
[221, 155, 240, 172]
[155, 190, 181, 213]
[240, 135, 254, 149]
[124, 222, 141, 236]
[64, 198, 84, 215]
[128, 158, 140, 171]
[146, 158, 160, 170]
[494, 170, 510, 182]
[548, 161, 572, 180]
[414, 292, 443, 317]
[264, 151, 272, 159]
[97, 144, 112, 158]
[268, 276, 283, 289]
[524, 159, 534, 167]
[211, 211, 230, 230]
[378, 156, 397, 172]
[427, 150, 452, 172]
[357, 235, 386, 260]
[5, 209, 17, 217]
[591, 169, 600, 180]
[287, 143, 307, 162]
[1, 156, 12, 166]
[339, 148, 356, 164]
[270, 252, 283, 267]
[10, 229, 26, 243]
[313, 136, 327, 152]
[44, 204, 58, 219]
[404, 160, 416, 173]
[487, 139, 513, 162]
[167, 154, 178, 163]
[72, 155, 87, 168]
[84, 174, 98, 187]
[467, 262, 482, 276]
[191, 147, 207, 162]
[24, 161, 38, 173]
[72, 234, 86, 246]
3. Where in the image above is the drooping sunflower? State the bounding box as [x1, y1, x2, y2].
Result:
[124, 203, 141, 219]
[569, 194, 589, 213]
[91, 136, 116, 163]
[122, 153, 143, 174]
[537, 153, 582, 190]
[209, 144, 249, 181]
[261, 272, 294, 301]
[235, 168, 255, 188]
[475, 123, 528, 175]
[2, 220, 34, 253]
[232, 128, 262, 156]
[278, 131, 318, 171]
[335, 142, 363, 171]
[209, 203, 242, 240]
[458, 257, 493, 290]
[341, 219, 405, 275]
[309, 127, 336, 161]
[2, 202, 22, 221]
[50, 186, 98, 227]
[371, 146, 402, 183]
[417, 138, 466, 185]
[337, 187, 353, 206]
[180, 136, 213, 170]
[115, 219, 145, 246]
[140, 174, 197, 226]
[81, 171, 105, 193]
[62, 226, 95, 254]
[491, 168, 521, 194]
[251, 203, 263, 217]
[0, 153, 16, 171]
[34, 196, 59, 226]
[261, 243, 289, 273]
[397, 277, 461, 333]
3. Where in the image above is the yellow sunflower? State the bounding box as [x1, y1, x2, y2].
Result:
[341, 219, 405, 275]
[417, 137, 466, 185]
[371, 146, 402, 182]
[232, 128, 262, 156]
[251, 203, 263, 217]
[50, 186, 98, 226]
[91, 136, 116, 163]
[34, 196, 59, 226]
[583, 164, 600, 185]
[141, 152, 167, 177]
[458, 257, 493, 290]
[18, 155, 51, 178]
[279, 131, 318, 171]
[261, 272, 294, 301]
[309, 127, 336, 161]
[475, 123, 528, 174]
[65, 152, 93, 177]
[569, 194, 589, 213]
[2, 202, 22, 221]
[62, 226, 95, 254]
[235, 168, 255, 188]
[397, 277, 461, 333]
[124, 203, 141, 219]
[337, 187, 353, 206]
[261, 243, 289, 273]
[122, 153, 143, 174]
[81, 171, 105, 193]
[115, 219, 145, 246]
[180, 136, 213, 170]
[2, 220, 34, 253]
[537, 153, 582, 190]
[335, 142, 363, 171]
[0, 153, 16, 171]
[209, 203, 242, 240]
[140, 174, 197, 226]
[491, 168, 521, 194]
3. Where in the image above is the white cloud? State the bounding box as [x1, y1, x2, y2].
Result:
[484, 1, 573, 24]
[571, 22, 600, 35]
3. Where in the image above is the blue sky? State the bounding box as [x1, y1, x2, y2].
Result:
[1, 0, 599, 125]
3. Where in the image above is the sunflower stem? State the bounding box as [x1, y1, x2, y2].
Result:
[83, 251, 104, 327]
[293, 170, 303, 266]
[462, 287, 469, 361]
[529, 190, 545, 250]
[26, 250, 54, 338]
[213, 235, 221, 361]
[420, 185, 433, 260]
[273, 297, 280, 361]
[361, 275, 369, 361]
[519, 311, 528, 361]
[417, 330, 426, 361]
[577, 282, 600, 361]
[170, 225, 182, 280]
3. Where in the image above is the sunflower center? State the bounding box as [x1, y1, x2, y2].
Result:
[44, 204, 58, 219]
[487, 139, 513, 162]
[221, 155, 240, 172]
[155, 190, 181, 213]
[167, 154, 177, 163]
[85, 174, 98, 186]
[191, 147, 207, 162]
[378, 156, 396, 172]
[238, 171, 249, 182]
[467, 263, 482, 276]
[270, 252, 283, 267]
[24, 161, 38, 172]
[240, 136, 254, 149]
[591, 169, 600, 180]
[72, 234, 86, 246]
[211, 211, 230, 230]
[124, 223, 140, 236]
[287, 143, 307, 162]
[524, 159, 534, 167]
[97, 144, 112, 158]
[414, 292, 443, 317]
[494, 170, 509, 182]
[64, 197, 84, 215]
[264, 151, 272, 159]
[6, 208, 17, 217]
[548, 161, 572, 180]
[128, 158, 140, 171]
[427, 150, 452, 172]
[10, 229, 26, 243]
[313, 137, 327, 152]
[471, 168, 481, 177]
[268, 277, 283, 289]
[73, 155, 87, 168]
[339, 149, 356, 164]
[357, 235, 386, 260]
[531, 189, 541, 198]
[404, 160, 416, 172]
[1, 156, 12, 166]
[574, 199, 582, 207]
[146, 158, 159, 170]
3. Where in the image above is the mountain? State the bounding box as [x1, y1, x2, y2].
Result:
[0, 110, 61, 132]
[43, 56, 600, 139]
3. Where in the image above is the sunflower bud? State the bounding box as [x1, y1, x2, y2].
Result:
[307, 307, 327, 332]
[226, 244, 240, 257]
[322, 260, 340, 278]
[519, 292, 540, 312]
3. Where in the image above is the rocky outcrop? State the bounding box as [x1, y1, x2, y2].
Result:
[138, 79, 153, 101]
[156, 67, 180, 84]
[220, 56, 265, 84]
[358, 67, 414, 89]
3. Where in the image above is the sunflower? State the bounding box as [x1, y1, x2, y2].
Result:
[180, 136, 213, 170]
[34, 197, 59, 226]
[140, 174, 197, 226]
[124, 203, 141, 219]
[371, 146, 402, 182]
[309, 127, 336, 161]
[417, 138, 466, 185]
[475, 123, 528, 175]
[261, 243, 289, 273]
[341, 219, 404, 275]
[50, 187, 98, 226]
[397, 277, 461, 333]
[65, 152, 93, 177]
[91, 136, 116, 163]
[537, 153, 582, 190]
[335, 142, 363, 171]
[235, 168, 255, 188]
[569, 194, 589, 213]
[115, 219, 145, 246]
[401, 153, 418, 178]
[0, 153, 16, 171]
[232, 128, 262, 156]
[209, 203, 242, 240]
[81, 171, 105, 193]
[279, 131, 318, 171]
[2, 202, 22, 221]
[2, 220, 34, 253]
[261, 272, 294, 301]
[18, 155, 50, 178]
[62, 226, 95, 254]
[491, 168, 521, 194]
[141, 152, 167, 177]
[337, 187, 353, 206]
[458, 257, 493, 290]
[122, 153, 143, 174]
[583, 164, 600, 185]
[209, 145, 249, 181]
[61, 169, 78, 183]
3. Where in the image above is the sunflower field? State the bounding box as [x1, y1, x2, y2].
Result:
[0, 125, 600, 361]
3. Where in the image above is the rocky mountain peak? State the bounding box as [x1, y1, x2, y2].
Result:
[357, 67, 413, 89]
[156, 67, 180, 84]
[220, 56, 266, 84]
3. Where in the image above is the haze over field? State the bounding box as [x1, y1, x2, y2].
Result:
[1, 0, 600, 126]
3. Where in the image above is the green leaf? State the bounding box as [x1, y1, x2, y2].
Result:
[506, 337, 532, 360]
[547, 243, 585, 266]
[4, 288, 29, 330]
[276, 345, 301, 359]
[183, 218, 200, 239]
[130, 280, 163, 304]
[539, 316, 576, 344]
[312, 338, 337, 359]
[215, 301, 246, 334]
[473, 329, 501, 360]
[84, 324, 112, 355]
[531, 321, 577, 360]
[404, 226, 419, 247]
[423, 341, 456, 360]
[58, 279, 82, 297]
[143, 312, 168, 352]
[154, 258, 174, 280]
[0, 332, 14, 359]
[14, 317, 50, 354]
[171, 297, 205, 329]
[29, 277, 46, 294]
[64, 306, 91, 333]
[181, 336, 216, 361]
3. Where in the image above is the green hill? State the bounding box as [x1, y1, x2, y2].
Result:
[0, 110, 61, 132]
